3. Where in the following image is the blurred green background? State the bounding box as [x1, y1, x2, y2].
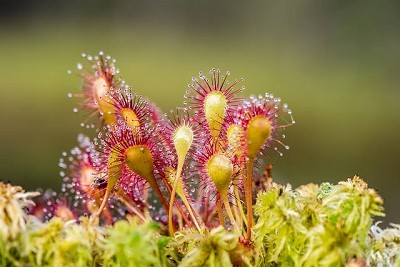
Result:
[0, 1, 399, 224]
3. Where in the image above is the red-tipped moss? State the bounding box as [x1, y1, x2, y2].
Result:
[236, 94, 295, 159]
[71, 52, 121, 124]
[186, 69, 244, 140]
[64, 54, 295, 240]
[193, 137, 240, 228]
[163, 108, 204, 233]
[58, 134, 124, 224]
[109, 87, 150, 130]
[233, 94, 294, 240]
[93, 122, 169, 221]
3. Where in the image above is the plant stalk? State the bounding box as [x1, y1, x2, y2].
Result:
[221, 194, 239, 231]
[169, 160, 202, 235]
[245, 158, 254, 241]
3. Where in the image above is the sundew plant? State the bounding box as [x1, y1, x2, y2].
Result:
[1, 52, 399, 267]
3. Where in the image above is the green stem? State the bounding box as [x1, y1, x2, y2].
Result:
[180, 192, 204, 232]
[217, 199, 226, 228]
[163, 178, 192, 227]
[169, 160, 202, 235]
[221, 194, 239, 231]
[203, 190, 210, 222]
[114, 186, 146, 222]
[149, 179, 170, 221]
[92, 182, 112, 223]
[232, 193, 242, 229]
[234, 182, 247, 228]
[245, 158, 254, 241]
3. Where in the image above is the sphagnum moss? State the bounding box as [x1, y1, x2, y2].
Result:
[0, 178, 399, 266]
[0, 52, 399, 266]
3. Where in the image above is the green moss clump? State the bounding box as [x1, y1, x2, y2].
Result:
[100, 219, 167, 267]
[253, 176, 386, 266]
[20, 217, 102, 267]
[1, 178, 399, 266]
[169, 226, 244, 267]
[368, 223, 400, 266]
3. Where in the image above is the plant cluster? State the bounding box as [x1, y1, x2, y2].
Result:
[59, 51, 295, 240]
[0, 52, 399, 266]
[1, 178, 399, 266]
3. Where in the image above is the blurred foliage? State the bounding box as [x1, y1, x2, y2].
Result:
[0, 1, 399, 224]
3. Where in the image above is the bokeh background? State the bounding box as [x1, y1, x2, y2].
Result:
[0, 1, 399, 224]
